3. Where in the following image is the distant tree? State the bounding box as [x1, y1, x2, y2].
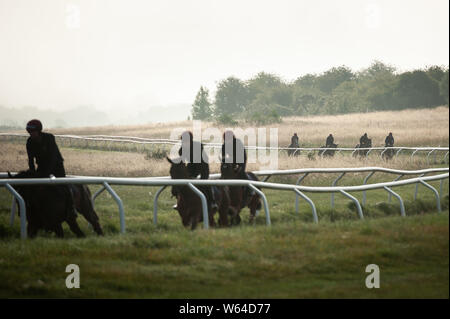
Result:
[191, 86, 213, 120]
[394, 70, 444, 108]
[292, 86, 325, 115]
[426, 65, 446, 82]
[439, 71, 449, 105]
[247, 72, 283, 97]
[214, 77, 250, 117]
[316, 66, 354, 93]
[294, 73, 317, 89]
[358, 60, 396, 79]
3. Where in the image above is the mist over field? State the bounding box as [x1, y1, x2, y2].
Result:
[0, 104, 191, 129]
[0, 0, 448, 130]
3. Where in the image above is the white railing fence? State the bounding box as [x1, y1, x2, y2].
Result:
[1, 167, 448, 239]
[1, 133, 448, 163]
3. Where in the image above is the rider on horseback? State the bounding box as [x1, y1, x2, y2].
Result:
[221, 130, 247, 179]
[360, 133, 370, 148]
[175, 131, 217, 210]
[385, 132, 394, 147]
[221, 130, 254, 204]
[291, 133, 299, 147]
[326, 134, 334, 148]
[25, 119, 76, 219]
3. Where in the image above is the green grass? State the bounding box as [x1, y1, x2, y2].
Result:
[0, 176, 448, 298]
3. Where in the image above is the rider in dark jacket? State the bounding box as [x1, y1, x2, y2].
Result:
[360, 133, 369, 147]
[326, 134, 334, 148]
[221, 130, 247, 179]
[291, 133, 299, 147]
[385, 132, 394, 147]
[26, 120, 66, 177]
[176, 131, 217, 209]
[25, 119, 75, 218]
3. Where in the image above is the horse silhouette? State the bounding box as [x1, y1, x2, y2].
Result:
[353, 139, 372, 158]
[8, 170, 103, 238]
[167, 157, 234, 229]
[318, 143, 338, 157]
[220, 162, 262, 225]
[287, 142, 300, 157]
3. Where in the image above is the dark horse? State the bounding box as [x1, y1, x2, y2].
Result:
[382, 146, 395, 161]
[287, 142, 300, 157]
[220, 163, 262, 225]
[318, 143, 338, 158]
[353, 139, 372, 158]
[8, 170, 103, 238]
[166, 157, 234, 229]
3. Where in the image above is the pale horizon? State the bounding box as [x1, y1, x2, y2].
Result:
[0, 0, 448, 119]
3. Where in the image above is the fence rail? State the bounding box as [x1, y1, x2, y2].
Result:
[1, 133, 448, 162]
[1, 166, 448, 239]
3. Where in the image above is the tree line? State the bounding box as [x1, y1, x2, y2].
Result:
[191, 61, 449, 125]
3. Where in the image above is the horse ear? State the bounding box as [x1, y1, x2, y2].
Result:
[166, 156, 173, 164]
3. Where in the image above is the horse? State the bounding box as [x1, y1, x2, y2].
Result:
[353, 138, 372, 158]
[382, 145, 395, 161]
[166, 157, 234, 229]
[7, 170, 97, 238]
[8, 170, 103, 237]
[318, 143, 338, 158]
[287, 142, 300, 157]
[220, 162, 262, 225]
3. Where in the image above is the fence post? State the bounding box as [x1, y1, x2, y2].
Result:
[187, 183, 209, 229]
[295, 173, 309, 213]
[395, 148, 403, 157]
[5, 184, 27, 239]
[419, 180, 441, 213]
[92, 185, 106, 209]
[383, 186, 406, 217]
[340, 190, 364, 219]
[249, 184, 271, 226]
[102, 182, 126, 233]
[426, 149, 435, 164]
[380, 148, 387, 159]
[414, 174, 426, 201]
[331, 172, 345, 209]
[153, 186, 167, 225]
[362, 171, 375, 206]
[410, 149, 419, 162]
[293, 189, 318, 223]
[389, 174, 404, 203]
[10, 197, 16, 226]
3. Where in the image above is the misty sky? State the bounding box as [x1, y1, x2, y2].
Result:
[0, 0, 448, 114]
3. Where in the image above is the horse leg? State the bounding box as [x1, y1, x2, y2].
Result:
[27, 223, 38, 238]
[190, 208, 199, 230]
[66, 215, 85, 238]
[219, 207, 230, 227]
[218, 192, 231, 227]
[248, 197, 257, 224]
[54, 224, 64, 238]
[75, 185, 104, 236]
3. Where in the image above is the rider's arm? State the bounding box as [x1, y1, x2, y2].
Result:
[26, 139, 36, 171]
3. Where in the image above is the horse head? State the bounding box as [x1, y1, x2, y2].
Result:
[166, 156, 188, 179]
[220, 162, 238, 179]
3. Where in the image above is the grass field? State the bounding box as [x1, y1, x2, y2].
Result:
[0, 107, 448, 298]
